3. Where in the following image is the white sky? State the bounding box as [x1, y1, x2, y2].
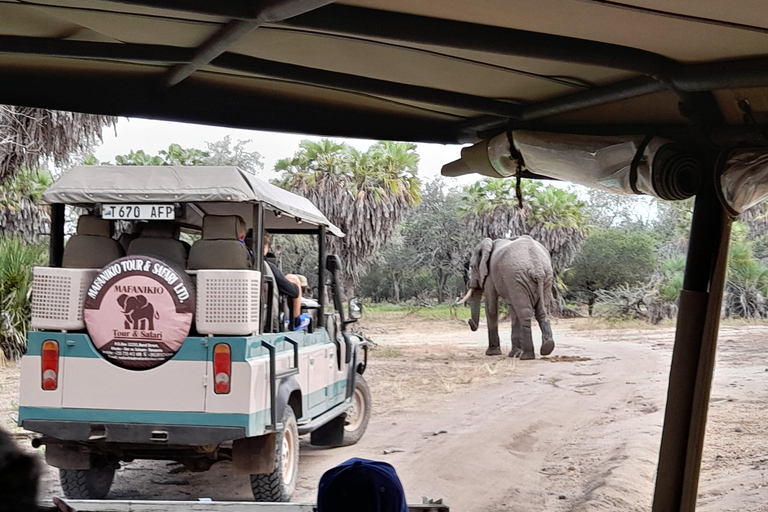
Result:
[92, 117, 477, 188]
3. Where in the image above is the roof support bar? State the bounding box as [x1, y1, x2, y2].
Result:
[212, 53, 523, 118]
[160, 0, 336, 88]
[0, 36, 192, 63]
[282, 4, 677, 75]
[163, 20, 256, 88]
[652, 157, 733, 511]
[102, 0, 335, 22]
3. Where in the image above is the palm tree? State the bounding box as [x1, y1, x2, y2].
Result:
[1, 106, 116, 182]
[275, 139, 421, 296]
[0, 106, 116, 240]
[459, 178, 588, 276]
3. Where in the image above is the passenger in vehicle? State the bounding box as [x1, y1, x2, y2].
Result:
[317, 458, 409, 512]
[262, 232, 310, 331]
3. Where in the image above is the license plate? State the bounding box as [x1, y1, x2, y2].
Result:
[101, 204, 176, 220]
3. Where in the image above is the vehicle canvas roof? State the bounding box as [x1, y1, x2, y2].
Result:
[43, 165, 344, 237]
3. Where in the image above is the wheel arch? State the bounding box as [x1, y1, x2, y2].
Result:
[276, 376, 303, 421]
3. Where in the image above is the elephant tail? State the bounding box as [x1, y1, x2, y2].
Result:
[538, 276, 557, 317]
[155, 310, 160, 319]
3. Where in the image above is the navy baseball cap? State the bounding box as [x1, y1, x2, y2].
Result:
[317, 458, 409, 512]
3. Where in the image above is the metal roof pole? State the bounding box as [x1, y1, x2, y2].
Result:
[652, 157, 733, 511]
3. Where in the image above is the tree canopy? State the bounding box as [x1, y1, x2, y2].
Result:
[275, 139, 421, 295]
[91, 137, 264, 174]
[459, 178, 588, 277]
[565, 229, 657, 314]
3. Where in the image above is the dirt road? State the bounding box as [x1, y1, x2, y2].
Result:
[4, 318, 768, 510]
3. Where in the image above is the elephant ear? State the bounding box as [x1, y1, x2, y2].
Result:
[478, 238, 493, 288]
[116, 294, 128, 308]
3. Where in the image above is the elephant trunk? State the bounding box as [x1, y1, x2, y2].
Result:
[467, 288, 483, 331]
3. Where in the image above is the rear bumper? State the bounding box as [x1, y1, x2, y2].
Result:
[23, 420, 246, 446]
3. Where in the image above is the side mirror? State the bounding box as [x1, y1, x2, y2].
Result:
[325, 254, 342, 272]
[348, 297, 363, 321]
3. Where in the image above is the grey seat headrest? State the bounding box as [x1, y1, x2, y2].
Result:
[141, 221, 180, 239]
[77, 215, 112, 237]
[203, 215, 245, 240]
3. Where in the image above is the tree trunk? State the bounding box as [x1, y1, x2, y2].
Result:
[392, 273, 401, 303]
[343, 278, 355, 302]
[435, 268, 445, 303]
[588, 295, 595, 316]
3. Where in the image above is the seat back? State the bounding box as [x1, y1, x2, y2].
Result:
[187, 215, 251, 270]
[62, 215, 124, 268]
[127, 221, 188, 268]
[261, 260, 281, 332]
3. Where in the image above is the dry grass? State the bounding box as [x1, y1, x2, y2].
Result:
[567, 317, 675, 331]
[367, 345, 524, 415]
[371, 347, 404, 358]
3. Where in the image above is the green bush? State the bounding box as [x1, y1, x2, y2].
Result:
[0, 236, 46, 361]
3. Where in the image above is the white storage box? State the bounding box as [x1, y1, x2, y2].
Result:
[196, 270, 261, 335]
[30, 267, 98, 330]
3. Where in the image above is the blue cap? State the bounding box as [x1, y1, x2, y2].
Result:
[317, 458, 409, 512]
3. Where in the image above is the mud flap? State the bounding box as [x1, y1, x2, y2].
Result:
[46, 444, 90, 469]
[309, 415, 345, 447]
[232, 433, 276, 475]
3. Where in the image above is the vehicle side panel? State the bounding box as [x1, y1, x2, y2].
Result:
[20, 329, 349, 441]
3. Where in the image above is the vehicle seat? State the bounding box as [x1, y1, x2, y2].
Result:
[62, 215, 124, 268]
[187, 215, 251, 270]
[127, 221, 188, 268]
[261, 260, 281, 332]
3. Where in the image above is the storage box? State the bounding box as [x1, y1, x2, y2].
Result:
[31, 267, 98, 330]
[196, 270, 261, 335]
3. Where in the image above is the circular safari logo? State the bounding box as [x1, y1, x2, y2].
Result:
[83, 256, 195, 370]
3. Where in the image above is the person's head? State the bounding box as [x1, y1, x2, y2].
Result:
[263, 231, 272, 256]
[317, 458, 408, 512]
[235, 216, 247, 241]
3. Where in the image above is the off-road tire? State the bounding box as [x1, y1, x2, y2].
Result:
[250, 406, 299, 502]
[59, 455, 115, 499]
[341, 374, 372, 446]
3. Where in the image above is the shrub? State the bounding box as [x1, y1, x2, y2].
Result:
[0, 236, 46, 361]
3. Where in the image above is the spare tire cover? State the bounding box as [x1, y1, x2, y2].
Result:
[83, 256, 195, 370]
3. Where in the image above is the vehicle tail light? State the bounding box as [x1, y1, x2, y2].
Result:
[213, 344, 231, 394]
[41, 340, 59, 390]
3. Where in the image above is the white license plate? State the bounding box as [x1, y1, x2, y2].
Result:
[101, 204, 176, 220]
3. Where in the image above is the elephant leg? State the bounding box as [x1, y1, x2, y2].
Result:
[517, 316, 536, 360]
[485, 288, 502, 356]
[509, 316, 523, 358]
[147, 315, 154, 331]
[535, 299, 555, 356]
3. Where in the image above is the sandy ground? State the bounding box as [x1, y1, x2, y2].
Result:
[3, 316, 768, 511]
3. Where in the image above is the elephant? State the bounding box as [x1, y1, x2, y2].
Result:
[116, 294, 158, 331]
[458, 236, 555, 360]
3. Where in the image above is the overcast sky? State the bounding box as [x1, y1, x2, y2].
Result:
[92, 117, 477, 187]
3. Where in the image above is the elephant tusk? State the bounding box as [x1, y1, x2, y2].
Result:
[456, 288, 474, 305]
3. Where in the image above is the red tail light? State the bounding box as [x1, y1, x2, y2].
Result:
[213, 344, 231, 394]
[41, 340, 59, 390]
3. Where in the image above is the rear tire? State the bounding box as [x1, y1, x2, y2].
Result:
[341, 374, 372, 446]
[250, 405, 299, 502]
[59, 454, 115, 499]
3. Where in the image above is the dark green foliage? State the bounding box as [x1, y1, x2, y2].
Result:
[0, 236, 46, 360]
[0, 167, 53, 242]
[565, 229, 656, 315]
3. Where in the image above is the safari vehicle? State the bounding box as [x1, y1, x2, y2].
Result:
[18, 165, 371, 502]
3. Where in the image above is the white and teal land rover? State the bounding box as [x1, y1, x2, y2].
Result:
[18, 165, 371, 502]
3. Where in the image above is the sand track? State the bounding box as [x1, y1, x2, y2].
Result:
[4, 319, 768, 510]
